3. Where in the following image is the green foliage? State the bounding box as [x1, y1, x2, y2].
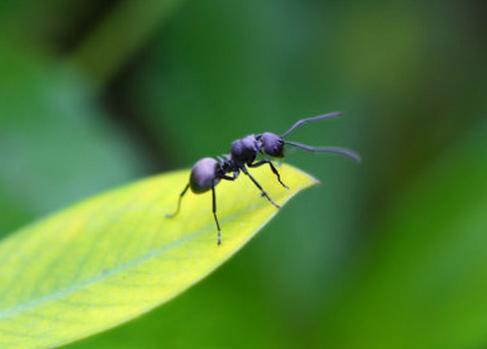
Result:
[0, 165, 316, 349]
[319, 122, 487, 349]
[1, 0, 486, 348]
[0, 45, 143, 223]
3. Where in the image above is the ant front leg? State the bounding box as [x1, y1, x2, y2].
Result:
[248, 159, 289, 189]
[240, 166, 281, 209]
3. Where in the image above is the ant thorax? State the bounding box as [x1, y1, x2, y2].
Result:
[230, 135, 260, 165]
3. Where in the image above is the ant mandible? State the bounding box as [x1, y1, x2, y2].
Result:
[166, 112, 360, 245]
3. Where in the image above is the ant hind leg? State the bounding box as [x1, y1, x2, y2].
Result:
[211, 183, 222, 245]
[165, 183, 190, 218]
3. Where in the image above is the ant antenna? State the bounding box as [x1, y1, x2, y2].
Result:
[284, 140, 361, 162]
[281, 112, 342, 138]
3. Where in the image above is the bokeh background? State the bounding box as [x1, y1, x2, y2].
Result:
[1, 0, 487, 348]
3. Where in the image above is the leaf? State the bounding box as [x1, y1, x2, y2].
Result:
[0, 164, 317, 349]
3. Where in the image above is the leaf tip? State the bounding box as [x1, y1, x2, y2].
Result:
[287, 164, 321, 189]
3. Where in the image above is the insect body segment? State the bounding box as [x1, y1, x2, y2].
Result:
[190, 158, 221, 193]
[165, 112, 360, 245]
[259, 132, 285, 157]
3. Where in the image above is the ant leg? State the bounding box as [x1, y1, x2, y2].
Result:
[241, 166, 281, 209]
[220, 170, 240, 181]
[248, 160, 289, 189]
[165, 183, 190, 218]
[211, 183, 222, 245]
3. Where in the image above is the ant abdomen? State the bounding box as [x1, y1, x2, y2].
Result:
[190, 158, 220, 193]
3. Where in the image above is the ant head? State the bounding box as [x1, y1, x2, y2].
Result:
[259, 132, 285, 158]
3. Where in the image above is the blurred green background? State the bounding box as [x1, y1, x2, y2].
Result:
[1, 0, 486, 348]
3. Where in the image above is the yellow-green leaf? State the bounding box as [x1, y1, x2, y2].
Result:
[0, 164, 317, 349]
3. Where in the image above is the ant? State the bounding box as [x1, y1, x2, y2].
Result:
[166, 112, 360, 245]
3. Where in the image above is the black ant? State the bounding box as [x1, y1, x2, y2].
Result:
[166, 112, 360, 245]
